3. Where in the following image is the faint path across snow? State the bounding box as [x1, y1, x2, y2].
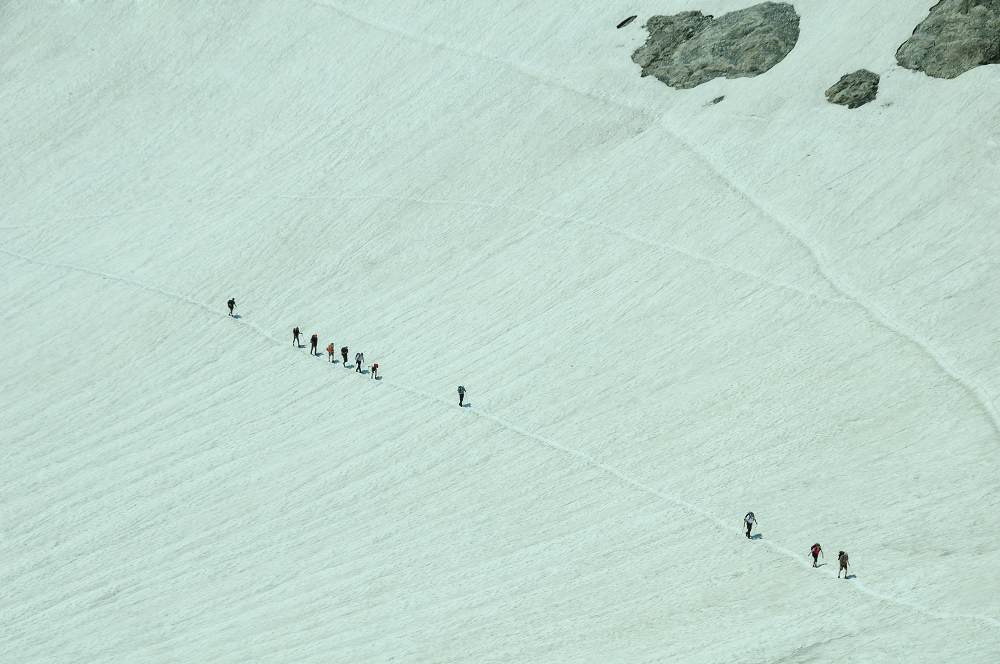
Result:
[268, 192, 844, 303]
[0, 247, 279, 344]
[0, 188, 844, 302]
[2, 244, 997, 630]
[307, 0, 651, 116]
[0, 191, 261, 229]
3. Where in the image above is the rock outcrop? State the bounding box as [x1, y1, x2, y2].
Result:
[896, 0, 1000, 78]
[825, 70, 880, 108]
[631, 2, 800, 89]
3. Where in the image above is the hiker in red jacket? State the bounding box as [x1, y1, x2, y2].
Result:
[810, 543, 823, 567]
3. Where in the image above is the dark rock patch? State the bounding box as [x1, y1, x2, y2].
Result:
[617, 15, 637, 29]
[711, 95, 725, 104]
[896, 0, 1000, 79]
[825, 69, 879, 108]
[631, 2, 800, 89]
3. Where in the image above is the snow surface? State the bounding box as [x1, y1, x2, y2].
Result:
[3, 0, 1000, 660]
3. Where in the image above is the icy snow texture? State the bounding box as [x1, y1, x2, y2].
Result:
[2, 0, 1000, 661]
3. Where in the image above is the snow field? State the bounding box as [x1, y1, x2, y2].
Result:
[3, 0, 1000, 660]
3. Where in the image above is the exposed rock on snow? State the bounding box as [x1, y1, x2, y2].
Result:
[631, 2, 800, 89]
[896, 0, 1000, 78]
[825, 69, 880, 108]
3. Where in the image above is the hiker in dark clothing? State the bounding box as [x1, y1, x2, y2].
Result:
[458, 385, 466, 407]
[310, 334, 318, 355]
[744, 512, 756, 539]
[227, 298, 236, 316]
[341, 346, 348, 365]
[293, 327, 300, 347]
[838, 551, 850, 578]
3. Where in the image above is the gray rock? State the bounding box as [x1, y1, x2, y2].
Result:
[631, 2, 800, 89]
[896, 0, 1000, 79]
[825, 69, 880, 108]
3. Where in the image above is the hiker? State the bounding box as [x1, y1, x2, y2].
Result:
[355, 352, 364, 373]
[341, 346, 348, 365]
[310, 334, 318, 355]
[327, 343, 336, 362]
[458, 385, 466, 407]
[293, 327, 300, 347]
[371, 363, 378, 379]
[810, 543, 824, 567]
[744, 512, 756, 539]
[838, 551, 850, 578]
[227, 298, 236, 316]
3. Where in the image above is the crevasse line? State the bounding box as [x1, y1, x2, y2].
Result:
[308, 0, 999, 438]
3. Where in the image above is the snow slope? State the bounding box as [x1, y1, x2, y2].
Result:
[3, 0, 1000, 660]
